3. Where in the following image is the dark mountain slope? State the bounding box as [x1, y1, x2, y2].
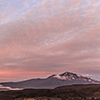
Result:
[0, 84, 100, 100]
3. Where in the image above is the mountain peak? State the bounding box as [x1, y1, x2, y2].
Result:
[52, 71, 80, 80]
[60, 71, 78, 76]
[49, 71, 98, 84]
[0, 71, 100, 89]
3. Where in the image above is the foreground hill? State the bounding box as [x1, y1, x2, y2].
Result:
[0, 84, 100, 100]
[0, 72, 99, 89]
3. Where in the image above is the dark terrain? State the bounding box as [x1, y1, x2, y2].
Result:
[0, 72, 100, 100]
[0, 84, 100, 100]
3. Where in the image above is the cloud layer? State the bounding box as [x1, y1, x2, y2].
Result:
[0, 0, 100, 81]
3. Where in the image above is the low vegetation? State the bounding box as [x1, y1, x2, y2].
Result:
[0, 84, 100, 100]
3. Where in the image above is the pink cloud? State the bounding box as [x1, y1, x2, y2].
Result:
[0, 0, 100, 81]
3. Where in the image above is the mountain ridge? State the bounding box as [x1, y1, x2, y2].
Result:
[0, 71, 100, 89]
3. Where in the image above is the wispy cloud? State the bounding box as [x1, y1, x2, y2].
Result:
[0, 0, 100, 81]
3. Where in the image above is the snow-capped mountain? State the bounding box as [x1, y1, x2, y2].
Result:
[51, 72, 97, 83]
[0, 72, 99, 89]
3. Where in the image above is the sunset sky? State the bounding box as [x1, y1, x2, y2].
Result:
[0, 0, 100, 82]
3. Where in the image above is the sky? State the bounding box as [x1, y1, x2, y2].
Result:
[0, 0, 100, 82]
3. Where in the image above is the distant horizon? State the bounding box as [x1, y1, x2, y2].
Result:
[0, 71, 99, 83]
[0, 0, 100, 82]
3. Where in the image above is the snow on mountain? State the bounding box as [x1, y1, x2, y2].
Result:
[0, 71, 99, 90]
[52, 72, 98, 84]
